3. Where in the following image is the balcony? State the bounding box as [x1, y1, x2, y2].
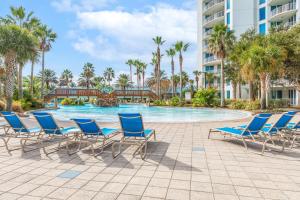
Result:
[204, 0, 225, 15]
[271, 20, 296, 29]
[204, 56, 221, 65]
[204, 10, 224, 27]
[269, 2, 297, 22]
[203, 29, 212, 39]
[268, 0, 291, 6]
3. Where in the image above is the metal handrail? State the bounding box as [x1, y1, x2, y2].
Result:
[204, 0, 224, 10]
[271, 2, 296, 17]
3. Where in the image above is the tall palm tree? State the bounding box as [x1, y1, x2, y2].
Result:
[0, 24, 37, 110]
[141, 62, 147, 90]
[1, 6, 40, 99]
[60, 69, 73, 88]
[172, 74, 180, 93]
[116, 74, 131, 90]
[174, 41, 190, 100]
[153, 36, 165, 98]
[103, 67, 115, 86]
[193, 70, 201, 91]
[125, 59, 134, 84]
[78, 62, 95, 89]
[29, 50, 40, 96]
[166, 48, 176, 96]
[36, 24, 57, 99]
[208, 24, 235, 107]
[133, 60, 143, 90]
[38, 69, 58, 90]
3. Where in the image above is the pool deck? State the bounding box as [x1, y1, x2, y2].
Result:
[0, 115, 299, 200]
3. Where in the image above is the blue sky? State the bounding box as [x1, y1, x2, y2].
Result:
[0, 0, 197, 82]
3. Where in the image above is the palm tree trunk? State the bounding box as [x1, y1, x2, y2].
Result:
[155, 64, 159, 96]
[220, 59, 225, 107]
[238, 82, 241, 99]
[260, 74, 267, 109]
[249, 81, 254, 101]
[171, 58, 175, 97]
[157, 48, 161, 99]
[179, 53, 183, 100]
[196, 79, 199, 91]
[232, 82, 237, 100]
[41, 50, 45, 100]
[18, 64, 24, 99]
[5, 52, 16, 111]
[30, 60, 34, 96]
[130, 65, 133, 84]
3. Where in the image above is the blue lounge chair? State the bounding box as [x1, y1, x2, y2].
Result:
[258, 111, 297, 153]
[208, 113, 272, 151]
[112, 113, 156, 159]
[32, 112, 80, 155]
[284, 120, 300, 148]
[71, 118, 119, 156]
[0, 111, 42, 152]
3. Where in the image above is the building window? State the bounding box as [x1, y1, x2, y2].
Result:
[259, 0, 266, 5]
[259, 7, 266, 20]
[259, 23, 266, 35]
[226, 90, 230, 99]
[226, 0, 230, 10]
[226, 12, 230, 25]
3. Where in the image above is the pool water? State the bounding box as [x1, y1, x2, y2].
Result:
[43, 104, 250, 123]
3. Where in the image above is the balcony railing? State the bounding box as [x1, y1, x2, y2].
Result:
[204, 29, 212, 37]
[204, 56, 218, 63]
[272, 20, 296, 29]
[204, 0, 224, 11]
[205, 11, 224, 24]
[271, 2, 296, 17]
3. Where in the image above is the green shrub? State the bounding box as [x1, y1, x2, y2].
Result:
[170, 96, 181, 106]
[61, 98, 74, 105]
[192, 88, 218, 107]
[245, 100, 260, 110]
[229, 100, 247, 109]
[12, 101, 23, 113]
[268, 99, 287, 109]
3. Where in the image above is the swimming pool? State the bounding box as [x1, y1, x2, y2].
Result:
[42, 104, 251, 123]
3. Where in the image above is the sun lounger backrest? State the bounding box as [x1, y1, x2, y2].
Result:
[244, 113, 272, 135]
[272, 111, 297, 130]
[0, 111, 28, 133]
[118, 113, 145, 137]
[72, 119, 102, 135]
[32, 112, 61, 134]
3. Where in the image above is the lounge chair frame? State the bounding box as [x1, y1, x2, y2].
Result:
[208, 114, 271, 153]
[33, 113, 79, 155]
[0, 113, 42, 153]
[71, 119, 119, 157]
[112, 114, 156, 160]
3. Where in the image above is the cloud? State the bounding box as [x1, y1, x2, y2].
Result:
[51, 0, 114, 12]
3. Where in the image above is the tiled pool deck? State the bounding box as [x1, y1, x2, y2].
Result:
[0, 115, 299, 200]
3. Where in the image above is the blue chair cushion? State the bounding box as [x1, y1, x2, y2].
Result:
[27, 127, 42, 133]
[261, 126, 278, 135]
[215, 127, 251, 136]
[144, 129, 154, 137]
[101, 128, 118, 136]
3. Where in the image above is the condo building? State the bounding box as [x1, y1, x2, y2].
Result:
[197, 0, 300, 106]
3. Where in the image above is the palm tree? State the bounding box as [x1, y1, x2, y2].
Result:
[29, 50, 40, 96]
[78, 62, 95, 89]
[174, 41, 190, 100]
[93, 76, 105, 89]
[125, 59, 134, 84]
[172, 74, 180, 94]
[103, 67, 115, 86]
[133, 60, 143, 90]
[141, 62, 147, 90]
[38, 69, 58, 90]
[153, 36, 165, 98]
[193, 70, 201, 91]
[60, 69, 73, 88]
[206, 73, 216, 88]
[146, 70, 168, 91]
[0, 24, 37, 110]
[36, 24, 56, 99]
[189, 79, 194, 93]
[241, 38, 286, 109]
[208, 24, 235, 107]
[116, 74, 131, 90]
[166, 48, 176, 96]
[1, 6, 40, 99]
